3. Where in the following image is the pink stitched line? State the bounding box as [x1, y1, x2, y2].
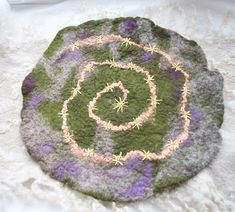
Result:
[58, 34, 190, 164]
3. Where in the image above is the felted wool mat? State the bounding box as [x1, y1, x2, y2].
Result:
[20, 17, 224, 202]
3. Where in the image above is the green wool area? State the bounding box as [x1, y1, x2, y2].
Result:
[181, 50, 202, 63]
[83, 190, 114, 202]
[38, 100, 62, 130]
[44, 33, 64, 59]
[154, 175, 191, 192]
[31, 65, 52, 91]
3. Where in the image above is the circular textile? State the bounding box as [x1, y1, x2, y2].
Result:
[20, 17, 224, 202]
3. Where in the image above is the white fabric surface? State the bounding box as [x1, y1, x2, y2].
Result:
[7, 0, 64, 5]
[0, 0, 235, 211]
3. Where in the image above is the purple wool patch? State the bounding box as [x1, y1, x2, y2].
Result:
[106, 157, 143, 179]
[27, 92, 44, 109]
[174, 87, 182, 101]
[118, 162, 154, 198]
[140, 52, 157, 63]
[106, 166, 130, 179]
[22, 74, 36, 95]
[79, 30, 93, 39]
[55, 50, 82, 64]
[122, 157, 143, 170]
[165, 68, 183, 79]
[37, 142, 55, 155]
[52, 160, 81, 181]
[180, 136, 193, 148]
[123, 19, 138, 35]
[164, 69, 184, 101]
[190, 106, 204, 124]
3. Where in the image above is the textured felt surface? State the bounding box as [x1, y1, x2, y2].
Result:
[20, 17, 224, 202]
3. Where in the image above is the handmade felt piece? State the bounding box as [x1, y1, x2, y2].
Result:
[20, 17, 224, 202]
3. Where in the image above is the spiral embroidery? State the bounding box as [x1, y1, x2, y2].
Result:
[58, 34, 191, 165]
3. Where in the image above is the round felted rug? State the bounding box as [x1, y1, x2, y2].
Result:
[20, 17, 224, 202]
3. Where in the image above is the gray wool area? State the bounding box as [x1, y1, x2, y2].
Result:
[20, 17, 224, 202]
[137, 19, 158, 45]
[169, 30, 208, 74]
[20, 109, 64, 170]
[92, 127, 114, 157]
[156, 68, 223, 185]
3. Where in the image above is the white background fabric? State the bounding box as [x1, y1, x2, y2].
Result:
[0, 0, 235, 211]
